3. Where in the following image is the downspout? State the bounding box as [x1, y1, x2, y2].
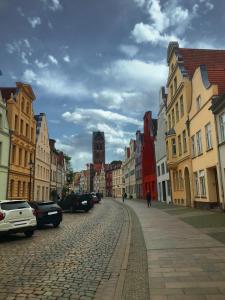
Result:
[6, 129, 12, 199]
[213, 112, 225, 210]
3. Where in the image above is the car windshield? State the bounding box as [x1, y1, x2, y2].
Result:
[37, 202, 59, 210]
[1, 201, 30, 211]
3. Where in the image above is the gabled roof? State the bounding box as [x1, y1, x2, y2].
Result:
[178, 47, 225, 79]
[1, 88, 18, 100]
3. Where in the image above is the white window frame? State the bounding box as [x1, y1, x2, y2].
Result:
[196, 130, 203, 155]
[199, 170, 206, 196]
[220, 112, 225, 142]
[205, 123, 212, 150]
[191, 136, 196, 157]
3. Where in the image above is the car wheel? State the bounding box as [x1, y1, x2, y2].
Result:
[24, 230, 34, 237]
[53, 222, 60, 228]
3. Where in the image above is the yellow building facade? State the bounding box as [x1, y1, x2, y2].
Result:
[166, 43, 193, 206]
[34, 113, 51, 201]
[190, 66, 223, 207]
[166, 42, 225, 207]
[2, 83, 36, 201]
[112, 166, 123, 198]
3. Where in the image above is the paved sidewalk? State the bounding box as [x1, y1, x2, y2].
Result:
[121, 199, 225, 300]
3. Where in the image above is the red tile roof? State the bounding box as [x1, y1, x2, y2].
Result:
[179, 48, 225, 79]
[0, 88, 18, 100]
[176, 48, 225, 94]
[207, 68, 225, 94]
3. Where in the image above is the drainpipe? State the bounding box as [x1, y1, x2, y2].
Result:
[213, 113, 225, 210]
[6, 129, 12, 199]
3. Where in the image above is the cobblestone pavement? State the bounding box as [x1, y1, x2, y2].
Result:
[0, 199, 126, 300]
[122, 206, 150, 300]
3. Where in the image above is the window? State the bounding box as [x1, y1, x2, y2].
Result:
[12, 145, 16, 164]
[183, 130, 187, 153]
[178, 135, 182, 156]
[196, 130, 203, 155]
[20, 119, 24, 135]
[26, 124, 29, 138]
[0, 113, 2, 129]
[158, 183, 161, 201]
[205, 123, 212, 150]
[180, 95, 184, 117]
[157, 165, 160, 176]
[172, 138, 176, 156]
[17, 181, 21, 197]
[220, 112, 225, 142]
[175, 102, 179, 123]
[172, 109, 175, 127]
[174, 77, 177, 92]
[179, 170, 183, 190]
[170, 84, 173, 99]
[21, 99, 25, 112]
[167, 180, 171, 196]
[22, 182, 26, 197]
[166, 141, 169, 159]
[161, 163, 165, 175]
[196, 96, 201, 111]
[10, 179, 14, 197]
[24, 150, 28, 167]
[191, 136, 196, 157]
[26, 102, 29, 114]
[14, 115, 18, 132]
[194, 172, 199, 196]
[168, 114, 171, 129]
[19, 148, 23, 166]
[199, 170, 206, 196]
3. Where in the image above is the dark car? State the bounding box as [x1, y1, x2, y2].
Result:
[29, 201, 63, 228]
[91, 193, 100, 204]
[58, 193, 93, 213]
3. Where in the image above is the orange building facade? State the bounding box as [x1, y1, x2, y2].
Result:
[1, 82, 36, 201]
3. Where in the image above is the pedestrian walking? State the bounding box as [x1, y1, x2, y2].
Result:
[122, 192, 127, 202]
[146, 191, 151, 207]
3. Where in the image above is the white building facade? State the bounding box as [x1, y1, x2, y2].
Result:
[155, 87, 171, 203]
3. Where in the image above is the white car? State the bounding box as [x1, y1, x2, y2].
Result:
[0, 200, 37, 237]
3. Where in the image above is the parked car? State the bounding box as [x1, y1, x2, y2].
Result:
[0, 200, 37, 237]
[58, 193, 93, 212]
[29, 201, 62, 228]
[91, 193, 100, 204]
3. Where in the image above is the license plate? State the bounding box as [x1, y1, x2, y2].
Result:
[14, 222, 26, 226]
[48, 211, 58, 215]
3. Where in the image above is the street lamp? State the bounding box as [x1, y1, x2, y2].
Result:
[29, 159, 34, 201]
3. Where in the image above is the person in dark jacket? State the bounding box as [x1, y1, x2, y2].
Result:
[146, 191, 152, 207]
[122, 192, 127, 202]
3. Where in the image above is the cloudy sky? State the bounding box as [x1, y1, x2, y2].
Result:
[0, 0, 224, 170]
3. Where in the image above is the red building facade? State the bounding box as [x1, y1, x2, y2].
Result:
[142, 111, 157, 200]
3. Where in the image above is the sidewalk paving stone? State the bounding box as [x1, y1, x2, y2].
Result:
[120, 198, 225, 299]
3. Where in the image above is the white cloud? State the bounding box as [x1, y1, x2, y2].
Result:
[17, 7, 25, 17]
[134, 0, 145, 7]
[132, 22, 183, 46]
[93, 90, 139, 109]
[62, 108, 142, 126]
[21, 52, 29, 64]
[119, 44, 139, 57]
[205, 1, 214, 10]
[48, 55, 58, 65]
[41, 0, 62, 11]
[35, 59, 49, 68]
[23, 69, 37, 82]
[63, 55, 70, 63]
[22, 68, 88, 98]
[109, 59, 167, 93]
[28, 16, 41, 28]
[48, 21, 53, 29]
[114, 148, 125, 155]
[132, 0, 197, 47]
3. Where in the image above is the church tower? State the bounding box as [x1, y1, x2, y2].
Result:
[92, 131, 105, 164]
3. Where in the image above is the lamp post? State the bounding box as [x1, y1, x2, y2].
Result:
[29, 159, 34, 201]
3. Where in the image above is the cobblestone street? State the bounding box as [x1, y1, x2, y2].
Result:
[0, 199, 127, 300]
